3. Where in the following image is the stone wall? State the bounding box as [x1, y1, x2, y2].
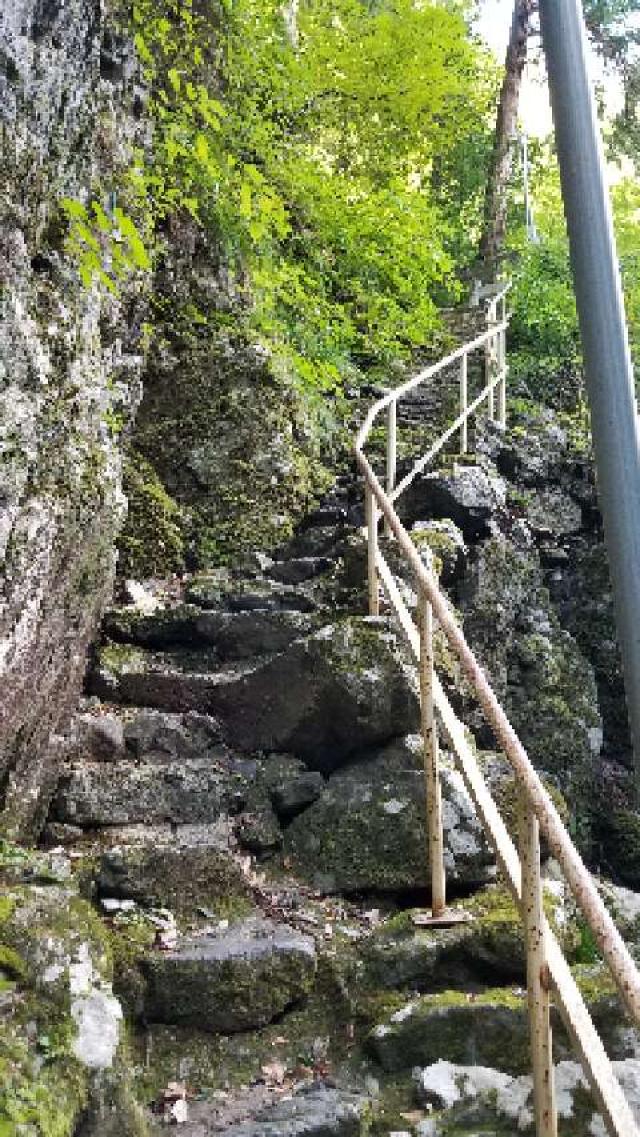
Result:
[0, 0, 145, 837]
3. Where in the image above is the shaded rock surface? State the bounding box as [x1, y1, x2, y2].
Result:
[0, 0, 146, 839]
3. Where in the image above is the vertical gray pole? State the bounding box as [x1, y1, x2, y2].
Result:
[539, 0, 640, 786]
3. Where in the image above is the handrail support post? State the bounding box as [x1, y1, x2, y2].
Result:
[385, 400, 397, 537]
[519, 789, 557, 1137]
[365, 485, 380, 617]
[420, 580, 446, 917]
[460, 353, 468, 454]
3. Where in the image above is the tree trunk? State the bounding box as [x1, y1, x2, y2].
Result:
[282, 0, 299, 49]
[478, 0, 536, 278]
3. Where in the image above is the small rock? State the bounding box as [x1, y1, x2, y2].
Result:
[122, 580, 161, 613]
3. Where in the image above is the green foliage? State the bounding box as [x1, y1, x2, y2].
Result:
[60, 198, 151, 293]
[507, 145, 640, 407]
[70, 0, 496, 394]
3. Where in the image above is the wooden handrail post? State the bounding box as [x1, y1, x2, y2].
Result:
[365, 484, 380, 616]
[385, 400, 397, 536]
[519, 789, 557, 1137]
[460, 353, 468, 454]
[419, 581, 446, 917]
[498, 325, 507, 429]
[486, 300, 497, 421]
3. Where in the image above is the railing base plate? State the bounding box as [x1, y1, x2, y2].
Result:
[411, 909, 473, 928]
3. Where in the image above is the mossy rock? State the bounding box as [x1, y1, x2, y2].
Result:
[141, 916, 317, 1033]
[0, 878, 146, 1136]
[119, 452, 185, 579]
[597, 807, 640, 889]
[368, 964, 637, 1075]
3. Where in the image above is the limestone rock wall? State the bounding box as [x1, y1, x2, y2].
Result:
[0, 0, 145, 837]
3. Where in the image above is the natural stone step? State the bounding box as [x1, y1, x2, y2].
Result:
[96, 825, 249, 913]
[89, 643, 264, 713]
[104, 604, 317, 659]
[141, 917, 317, 1032]
[217, 1085, 369, 1137]
[52, 752, 248, 826]
[369, 971, 639, 1075]
[89, 618, 420, 773]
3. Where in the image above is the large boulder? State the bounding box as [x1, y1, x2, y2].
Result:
[141, 917, 316, 1032]
[211, 618, 420, 770]
[283, 736, 494, 893]
[400, 465, 507, 541]
[457, 535, 601, 848]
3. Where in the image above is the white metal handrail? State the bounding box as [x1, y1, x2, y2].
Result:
[354, 284, 640, 1137]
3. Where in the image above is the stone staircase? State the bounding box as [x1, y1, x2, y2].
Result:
[30, 405, 640, 1135]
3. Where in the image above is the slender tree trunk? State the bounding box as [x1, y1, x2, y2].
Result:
[282, 0, 299, 49]
[478, 0, 536, 278]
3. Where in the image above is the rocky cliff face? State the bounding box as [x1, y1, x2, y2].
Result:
[0, 0, 145, 837]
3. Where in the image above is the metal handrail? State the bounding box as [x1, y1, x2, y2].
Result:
[354, 284, 640, 1137]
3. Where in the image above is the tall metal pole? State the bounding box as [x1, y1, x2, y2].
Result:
[539, 0, 640, 787]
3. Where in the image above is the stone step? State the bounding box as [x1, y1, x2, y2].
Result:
[103, 604, 318, 659]
[141, 916, 317, 1033]
[52, 750, 249, 827]
[88, 618, 420, 773]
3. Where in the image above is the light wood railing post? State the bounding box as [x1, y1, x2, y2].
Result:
[460, 353, 468, 454]
[419, 581, 446, 917]
[365, 484, 380, 616]
[519, 789, 557, 1137]
[385, 400, 397, 536]
[486, 300, 497, 422]
[498, 324, 507, 429]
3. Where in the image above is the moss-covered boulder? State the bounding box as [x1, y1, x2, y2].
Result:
[97, 835, 250, 915]
[458, 535, 601, 850]
[0, 875, 145, 1135]
[368, 966, 639, 1075]
[141, 916, 317, 1032]
[126, 269, 333, 574]
[207, 617, 421, 772]
[283, 736, 494, 893]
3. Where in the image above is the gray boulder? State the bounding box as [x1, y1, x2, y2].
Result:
[284, 736, 494, 893]
[142, 917, 316, 1032]
[400, 465, 506, 541]
[221, 1086, 369, 1137]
